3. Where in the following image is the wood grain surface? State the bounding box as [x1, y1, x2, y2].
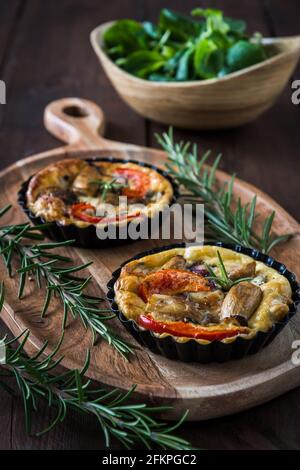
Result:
[0, 0, 300, 450]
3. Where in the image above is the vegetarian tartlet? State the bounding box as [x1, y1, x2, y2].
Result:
[19, 158, 176, 247]
[26, 159, 173, 226]
[109, 244, 298, 362]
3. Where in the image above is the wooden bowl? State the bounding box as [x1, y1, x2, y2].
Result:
[90, 22, 300, 129]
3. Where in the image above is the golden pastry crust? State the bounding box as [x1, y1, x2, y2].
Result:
[26, 159, 174, 227]
[114, 245, 293, 344]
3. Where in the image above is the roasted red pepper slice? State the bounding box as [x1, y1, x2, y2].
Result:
[138, 269, 211, 302]
[114, 167, 150, 199]
[103, 211, 141, 224]
[71, 203, 140, 224]
[71, 203, 101, 224]
[138, 314, 249, 341]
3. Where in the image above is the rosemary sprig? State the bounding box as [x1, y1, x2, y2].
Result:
[205, 251, 253, 291]
[156, 129, 292, 254]
[91, 178, 125, 202]
[0, 324, 192, 450]
[0, 205, 133, 358]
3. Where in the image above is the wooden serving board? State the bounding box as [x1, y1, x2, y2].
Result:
[1, 97, 300, 421]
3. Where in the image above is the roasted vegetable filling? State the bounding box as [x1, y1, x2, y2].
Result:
[114, 246, 292, 342]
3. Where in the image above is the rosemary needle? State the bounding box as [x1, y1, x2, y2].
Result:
[0, 208, 192, 449]
[205, 250, 253, 291]
[0, 206, 133, 358]
[156, 129, 292, 254]
[0, 324, 192, 449]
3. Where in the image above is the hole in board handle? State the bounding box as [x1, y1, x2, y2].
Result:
[63, 105, 89, 118]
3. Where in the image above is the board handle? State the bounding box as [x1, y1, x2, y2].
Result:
[44, 97, 107, 149]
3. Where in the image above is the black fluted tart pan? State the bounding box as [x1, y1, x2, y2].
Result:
[106, 242, 300, 363]
[17, 157, 179, 248]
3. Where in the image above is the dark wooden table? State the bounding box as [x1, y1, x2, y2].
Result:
[0, 0, 299, 450]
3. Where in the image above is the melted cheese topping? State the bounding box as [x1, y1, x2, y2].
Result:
[114, 246, 292, 344]
[26, 159, 174, 227]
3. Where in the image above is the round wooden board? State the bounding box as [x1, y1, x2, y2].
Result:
[1, 97, 300, 420]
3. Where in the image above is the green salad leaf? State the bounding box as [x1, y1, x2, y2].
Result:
[176, 47, 194, 80]
[103, 7, 268, 81]
[122, 51, 165, 78]
[142, 21, 159, 39]
[227, 40, 267, 72]
[194, 39, 224, 79]
[192, 7, 230, 36]
[158, 8, 202, 41]
[224, 16, 246, 35]
[103, 19, 147, 57]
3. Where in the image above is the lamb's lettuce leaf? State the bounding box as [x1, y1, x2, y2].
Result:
[103, 20, 148, 57]
[194, 38, 224, 79]
[122, 51, 165, 78]
[227, 40, 267, 72]
[158, 8, 202, 41]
